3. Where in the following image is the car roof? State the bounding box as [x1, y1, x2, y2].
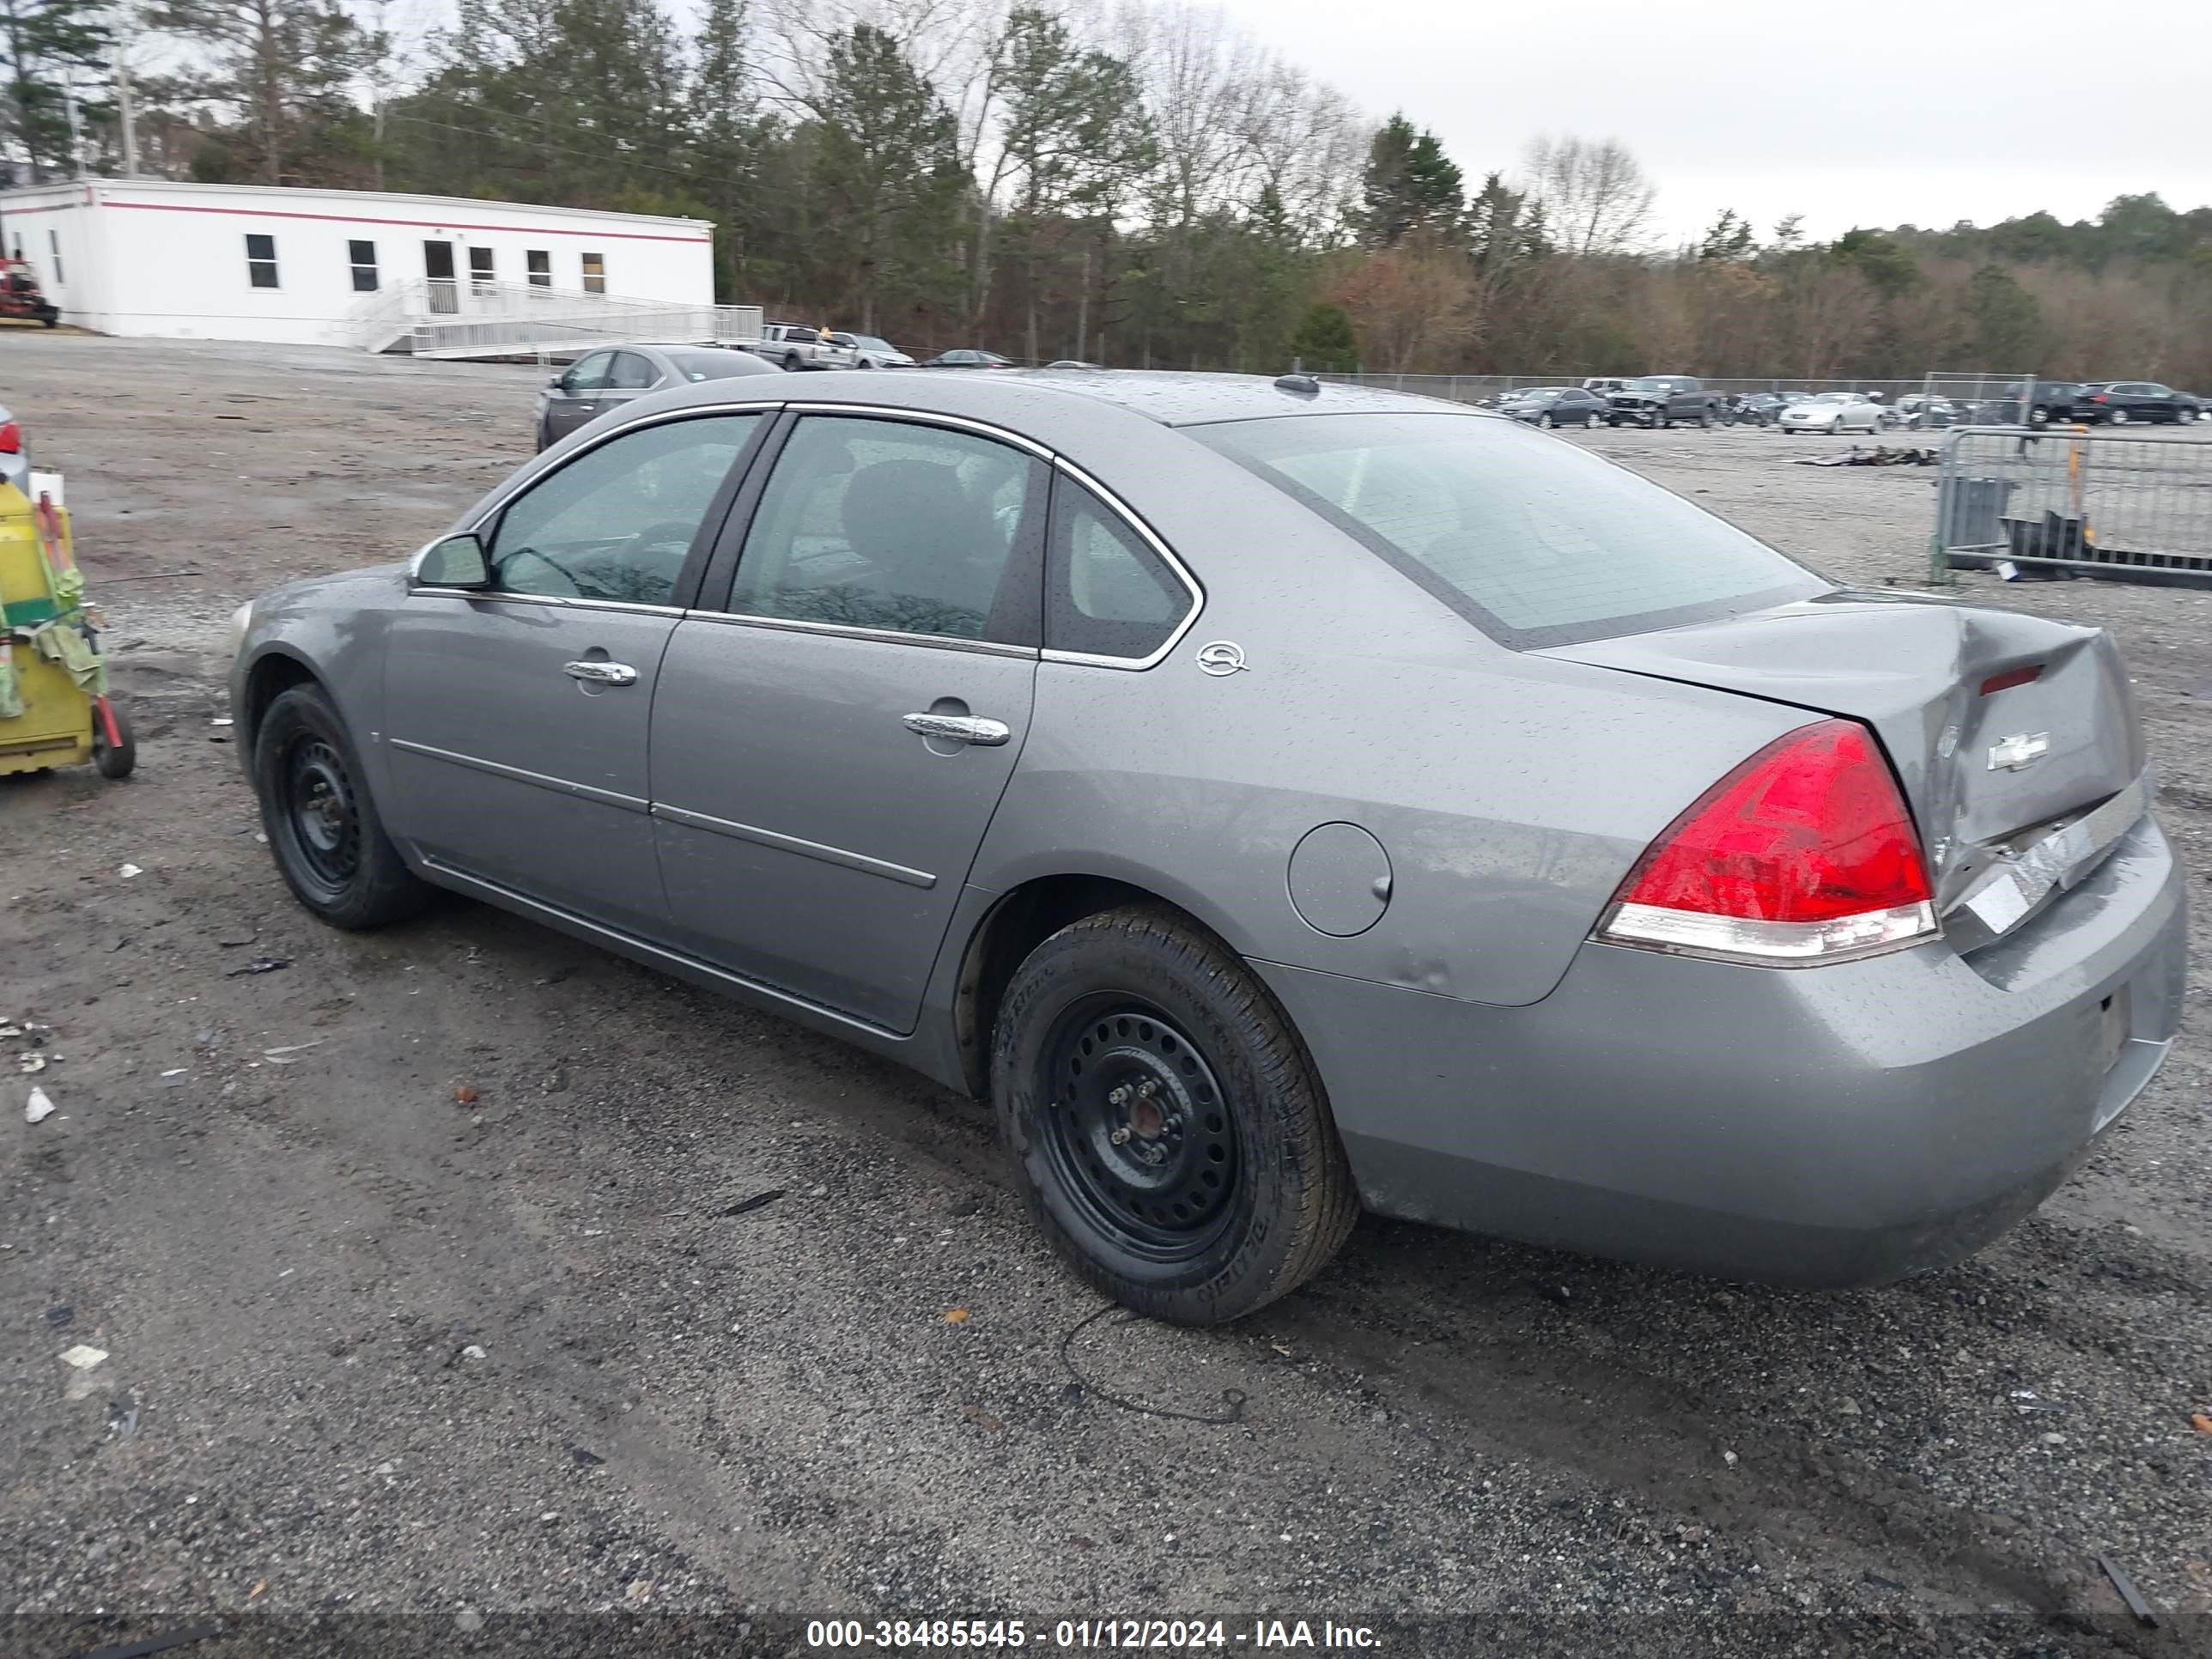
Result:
[610, 367, 1487, 448]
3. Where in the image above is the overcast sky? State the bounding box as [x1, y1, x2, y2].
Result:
[1212, 0, 2212, 245]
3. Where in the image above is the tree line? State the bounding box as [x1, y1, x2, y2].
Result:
[3, 0, 2210, 386]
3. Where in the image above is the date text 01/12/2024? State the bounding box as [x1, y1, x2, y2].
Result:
[804, 1619, 1383, 1650]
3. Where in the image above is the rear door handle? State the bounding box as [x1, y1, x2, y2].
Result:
[902, 712, 1010, 746]
[565, 659, 638, 686]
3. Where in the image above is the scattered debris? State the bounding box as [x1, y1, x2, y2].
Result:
[62, 1344, 108, 1370]
[569, 1446, 605, 1466]
[20, 1053, 46, 1075]
[247, 1580, 268, 1601]
[223, 956, 291, 978]
[78, 1623, 225, 1659]
[949, 1194, 985, 1218]
[216, 932, 256, 948]
[453, 1608, 485, 1634]
[1721, 1449, 1739, 1467]
[1792, 446, 1939, 467]
[2095, 1553, 2159, 1627]
[944, 1307, 971, 1324]
[46, 1305, 72, 1326]
[962, 1403, 1006, 1433]
[720, 1189, 785, 1218]
[2009, 1389, 2063, 1415]
[25, 1085, 56, 1124]
[1059, 1303, 1249, 1425]
[2190, 1411, 2212, 1434]
[453, 1084, 479, 1105]
[118, 863, 143, 878]
[459, 1344, 487, 1361]
[211, 717, 234, 727]
[261, 1041, 323, 1063]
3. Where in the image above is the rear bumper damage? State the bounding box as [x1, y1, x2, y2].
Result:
[1257, 816, 2185, 1287]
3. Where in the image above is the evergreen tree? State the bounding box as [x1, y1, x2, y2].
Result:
[810, 23, 963, 334]
[149, 0, 366, 184]
[1288, 300, 1358, 370]
[1357, 112, 1462, 248]
[0, 0, 107, 181]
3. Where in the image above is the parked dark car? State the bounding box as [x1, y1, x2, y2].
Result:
[1988, 382, 2086, 428]
[2075, 382, 2201, 426]
[923, 349, 1018, 369]
[1498, 386, 1607, 428]
[535, 345, 780, 449]
[1607, 375, 1717, 428]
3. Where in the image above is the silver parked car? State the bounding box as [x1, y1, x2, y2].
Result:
[1779, 391, 1888, 435]
[230, 373, 2185, 1326]
[535, 345, 779, 449]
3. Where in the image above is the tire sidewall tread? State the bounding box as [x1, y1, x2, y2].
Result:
[991, 906, 1356, 1326]
[252, 683, 428, 930]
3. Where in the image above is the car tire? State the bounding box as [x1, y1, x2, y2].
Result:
[991, 905, 1359, 1328]
[253, 683, 430, 931]
[1698, 408, 1714, 428]
[783, 351, 803, 371]
[1538, 412, 1554, 429]
[2108, 407, 2130, 426]
[91, 702, 135, 780]
[2179, 407, 2197, 424]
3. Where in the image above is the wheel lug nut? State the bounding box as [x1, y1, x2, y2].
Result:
[1137, 1079, 1158, 1099]
[1109, 1127, 1131, 1146]
[1107, 1085, 1132, 1107]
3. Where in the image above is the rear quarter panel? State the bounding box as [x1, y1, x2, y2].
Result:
[971, 426, 1812, 1006]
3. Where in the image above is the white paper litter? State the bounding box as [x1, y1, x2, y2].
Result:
[25, 1087, 56, 1124]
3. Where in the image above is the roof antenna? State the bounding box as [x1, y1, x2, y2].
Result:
[1275, 356, 1320, 397]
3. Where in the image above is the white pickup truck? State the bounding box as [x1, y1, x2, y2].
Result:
[757, 322, 858, 371]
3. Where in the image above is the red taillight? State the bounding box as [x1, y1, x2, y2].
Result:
[0, 422, 19, 454]
[1596, 719, 1936, 965]
[1978, 664, 2043, 695]
[2089, 393, 2107, 403]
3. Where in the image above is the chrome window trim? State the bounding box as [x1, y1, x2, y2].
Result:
[782, 402, 1054, 459]
[678, 608, 1037, 660]
[651, 803, 937, 889]
[1040, 457, 1206, 672]
[408, 587, 687, 620]
[388, 738, 648, 813]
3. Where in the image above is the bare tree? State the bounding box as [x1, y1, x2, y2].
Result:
[1519, 134, 1654, 257]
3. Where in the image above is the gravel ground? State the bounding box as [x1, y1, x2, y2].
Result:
[3, 335, 2208, 1659]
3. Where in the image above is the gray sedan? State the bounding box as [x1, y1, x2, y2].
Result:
[534, 343, 779, 448]
[230, 372, 2184, 1326]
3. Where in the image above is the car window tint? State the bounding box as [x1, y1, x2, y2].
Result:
[728, 415, 1041, 641]
[610, 351, 657, 390]
[1047, 478, 1189, 660]
[487, 415, 762, 606]
[567, 351, 614, 392]
[1194, 411, 1822, 649]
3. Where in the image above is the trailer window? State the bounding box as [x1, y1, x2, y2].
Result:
[47, 229, 62, 287]
[526, 249, 551, 288]
[245, 234, 278, 289]
[348, 240, 378, 292]
[468, 246, 495, 290]
[581, 252, 605, 294]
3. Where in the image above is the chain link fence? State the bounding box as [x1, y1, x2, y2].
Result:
[1930, 427, 2212, 586]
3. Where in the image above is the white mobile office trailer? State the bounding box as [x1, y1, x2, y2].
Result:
[0, 179, 716, 351]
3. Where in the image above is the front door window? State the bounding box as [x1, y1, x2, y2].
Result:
[485, 415, 763, 606]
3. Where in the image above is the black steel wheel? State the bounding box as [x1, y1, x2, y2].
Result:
[253, 682, 429, 929]
[993, 905, 1358, 1326]
[1039, 995, 1241, 1264]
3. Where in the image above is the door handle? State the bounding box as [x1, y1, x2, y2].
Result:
[565, 659, 638, 686]
[902, 712, 1010, 746]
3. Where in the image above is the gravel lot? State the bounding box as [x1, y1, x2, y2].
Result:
[3, 335, 2208, 1658]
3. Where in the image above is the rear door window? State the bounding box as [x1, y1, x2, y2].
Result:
[726, 415, 1045, 643]
[1194, 411, 1823, 648]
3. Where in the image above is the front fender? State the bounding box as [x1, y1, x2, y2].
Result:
[229, 567, 410, 794]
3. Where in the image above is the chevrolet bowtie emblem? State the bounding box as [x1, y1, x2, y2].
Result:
[1988, 732, 2050, 771]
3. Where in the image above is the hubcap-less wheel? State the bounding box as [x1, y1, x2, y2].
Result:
[1040, 996, 1239, 1264]
[286, 738, 361, 890]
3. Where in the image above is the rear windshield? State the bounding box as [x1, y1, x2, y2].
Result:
[1192, 411, 1825, 648]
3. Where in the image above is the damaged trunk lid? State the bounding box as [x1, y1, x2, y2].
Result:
[1540, 593, 2146, 947]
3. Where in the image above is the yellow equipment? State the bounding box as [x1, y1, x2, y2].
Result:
[0, 477, 133, 779]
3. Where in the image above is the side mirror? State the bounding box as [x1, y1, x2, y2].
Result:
[414, 532, 491, 589]
[548, 374, 564, 388]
